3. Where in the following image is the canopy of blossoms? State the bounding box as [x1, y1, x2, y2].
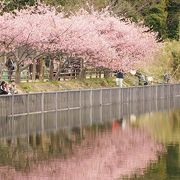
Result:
[0, 3, 160, 71]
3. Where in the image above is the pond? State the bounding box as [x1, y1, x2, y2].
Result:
[0, 98, 179, 180]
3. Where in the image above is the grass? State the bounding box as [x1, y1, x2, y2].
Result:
[17, 77, 117, 93]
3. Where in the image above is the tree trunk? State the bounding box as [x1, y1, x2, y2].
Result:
[79, 68, 86, 79]
[79, 59, 86, 79]
[49, 58, 54, 81]
[104, 69, 111, 78]
[54, 67, 61, 80]
[0, 62, 3, 80]
[0, 54, 6, 79]
[39, 58, 44, 81]
[32, 59, 36, 82]
[54, 59, 64, 80]
[15, 64, 21, 83]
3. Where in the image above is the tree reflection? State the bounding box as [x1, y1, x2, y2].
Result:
[0, 119, 163, 180]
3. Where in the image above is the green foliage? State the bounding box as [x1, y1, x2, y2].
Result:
[111, 0, 179, 40]
[2, 0, 35, 12]
[143, 1, 168, 39]
[20, 83, 33, 92]
[44, 0, 67, 6]
[51, 80, 59, 86]
[81, 78, 115, 88]
[171, 45, 180, 79]
[167, 0, 180, 40]
[162, 40, 180, 79]
[144, 40, 180, 81]
[110, 0, 141, 22]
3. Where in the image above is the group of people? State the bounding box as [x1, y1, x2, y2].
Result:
[115, 70, 152, 87]
[0, 81, 18, 95]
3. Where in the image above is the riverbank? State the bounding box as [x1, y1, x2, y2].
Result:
[16, 78, 117, 93]
[14, 75, 179, 94]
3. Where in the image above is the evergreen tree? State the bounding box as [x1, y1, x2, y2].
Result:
[143, 0, 168, 39]
[1, 0, 35, 12]
[167, 0, 180, 40]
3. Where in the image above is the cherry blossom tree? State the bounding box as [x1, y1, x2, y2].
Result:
[0, 3, 160, 83]
[0, 4, 64, 82]
[68, 9, 159, 71]
[38, 7, 159, 75]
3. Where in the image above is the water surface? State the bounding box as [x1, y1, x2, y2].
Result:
[0, 98, 179, 180]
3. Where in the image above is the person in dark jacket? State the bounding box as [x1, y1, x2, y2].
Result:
[5, 58, 15, 81]
[0, 81, 8, 95]
[115, 70, 124, 88]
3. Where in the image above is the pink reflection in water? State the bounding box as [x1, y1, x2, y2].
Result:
[0, 126, 163, 180]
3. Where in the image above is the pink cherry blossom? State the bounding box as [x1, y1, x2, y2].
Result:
[0, 3, 160, 73]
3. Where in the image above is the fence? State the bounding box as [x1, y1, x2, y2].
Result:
[0, 84, 179, 117]
[0, 84, 180, 138]
[0, 69, 113, 82]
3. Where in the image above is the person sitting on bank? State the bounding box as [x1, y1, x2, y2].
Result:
[0, 81, 9, 95]
[115, 70, 124, 88]
[135, 71, 148, 86]
[163, 72, 170, 83]
[9, 80, 18, 94]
